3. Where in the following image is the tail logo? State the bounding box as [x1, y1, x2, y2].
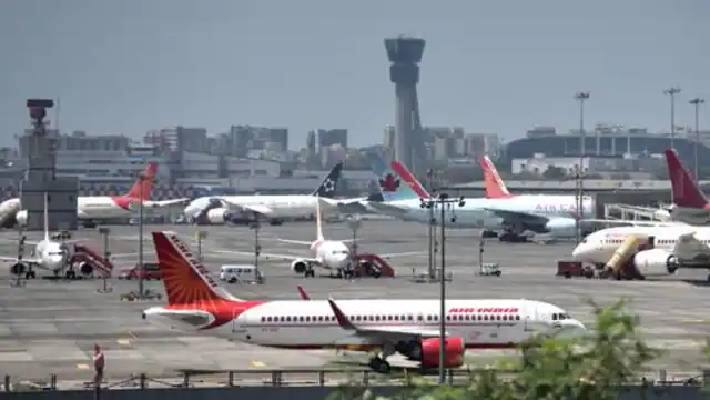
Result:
[379, 173, 400, 192]
[322, 178, 336, 193]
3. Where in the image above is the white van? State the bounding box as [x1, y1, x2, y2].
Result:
[220, 264, 259, 283]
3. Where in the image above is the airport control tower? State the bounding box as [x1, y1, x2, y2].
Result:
[20, 99, 78, 230]
[385, 37, 425, 175]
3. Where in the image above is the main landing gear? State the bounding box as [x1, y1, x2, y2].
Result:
[368, 356, 390, 373]
[368, 344, 393, 373]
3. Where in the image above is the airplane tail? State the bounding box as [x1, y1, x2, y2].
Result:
[479, 155, 513, 199]
[152, 231, 238, 306]
[665, 149, 708, 208]
[311, 162, 342, 198]
[315, 197, 325, 241]
[368, 155, 419, 201]
[125, 162, 158, 200]
[390, 161, 430, 199]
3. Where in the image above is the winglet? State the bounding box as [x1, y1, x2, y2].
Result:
[479, 156, 513, 199]
[297, 286, 311, 300]
[327, 298, 355, 330]
[390, 161, 430, 199]
[665, 149, 708, 208]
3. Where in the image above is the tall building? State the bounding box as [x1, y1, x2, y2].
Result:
[228, 125, 288, 157]
[385, 36, 426, 174]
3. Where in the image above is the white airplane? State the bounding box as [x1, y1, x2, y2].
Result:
[183, 162, 343, 225]
[0, 198, 21, 228]
[368, 159, 594, 241]
[1, 193, 75, 279]
[143, 230, 585, 372]
[572, 225, 710, 280]
[13, 162, 187, 227]
[217, 198, 351, 277]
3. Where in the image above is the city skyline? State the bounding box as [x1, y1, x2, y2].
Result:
[1, 0, 708, 150]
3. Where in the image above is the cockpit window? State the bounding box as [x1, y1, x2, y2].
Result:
[553, 312, 570, 321]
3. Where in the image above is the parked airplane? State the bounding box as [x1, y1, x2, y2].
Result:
[665, 149, 710, 224]
[372, 160, 593, 241]
[478, 156, 595, 240]
[143, 230, 585, 372]
[13, 162, 183, 228]
[183, 162, 343, 225]
[1, 193, 76, 278]
[571, 225, 710, 280]
[217, 197, 351, 277]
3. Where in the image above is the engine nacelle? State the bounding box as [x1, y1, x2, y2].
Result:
[546, 218, 576, 238]
[633, 248, 678, 276]
[16, 210, 28, 226]
[291, 259, 307, 273]
[420, 337, 465, 369]
[206, 208, 230, 224]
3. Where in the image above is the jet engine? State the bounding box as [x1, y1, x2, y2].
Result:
[633, 249, 679, 277]
[16, 210, 27, 226]
[291, 259, 307, 273]
[419, 337, 465, 368]
[206, 208, 231, 224]
[546, 218, 576, 238]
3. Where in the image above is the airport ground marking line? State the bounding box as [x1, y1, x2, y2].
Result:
[76, 363, 90, 370]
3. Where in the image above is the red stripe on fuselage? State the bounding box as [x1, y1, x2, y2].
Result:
[168, 299, 263, 329]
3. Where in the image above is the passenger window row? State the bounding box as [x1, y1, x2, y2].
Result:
[259, 314, 521, 323]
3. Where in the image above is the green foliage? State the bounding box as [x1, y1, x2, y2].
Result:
[330, 300, 659, 400]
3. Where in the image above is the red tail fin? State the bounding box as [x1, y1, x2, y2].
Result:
[389, 161, 430, 198]
[479, 156, 513, 199]
[152, 231, 236, 306]
[125, 162, 158, 200]
[665, 149, 707, 208]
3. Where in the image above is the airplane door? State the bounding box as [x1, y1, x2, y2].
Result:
[647, 236, 655, 250]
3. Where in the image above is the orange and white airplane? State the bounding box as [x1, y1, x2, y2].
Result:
[14, 162, 187, 227]
[143, 230, 585, 372]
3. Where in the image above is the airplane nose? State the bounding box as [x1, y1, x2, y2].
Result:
[571, 245, 584, 260]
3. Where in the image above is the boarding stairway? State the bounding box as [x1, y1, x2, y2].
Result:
[70, 244, 114, 278]
[604, 235, 650, 280]
[353, 253, 396, 278]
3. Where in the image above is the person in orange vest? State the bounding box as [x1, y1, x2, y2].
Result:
[93, 343, 104, 388]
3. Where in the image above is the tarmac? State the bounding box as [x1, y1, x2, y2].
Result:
[1, 219, 709, 386]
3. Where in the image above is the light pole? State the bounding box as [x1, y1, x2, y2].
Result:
[690, 98, 705, 183]
[138, 173, 145, 299]
[426, 169, 435, 281]
[574, 91, 589, 244]
[195, 230, 207, 262]
[420, 193, 465, 384]
[250, 214, 261, 282]
[664, 87, 681, 149]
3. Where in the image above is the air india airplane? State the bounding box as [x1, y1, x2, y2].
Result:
[143, 231, 585, 372]
[14, 162, 186, 227]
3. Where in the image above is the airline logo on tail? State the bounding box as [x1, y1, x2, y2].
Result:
[312, 162, 343, 198]
[665, 149, 708, 209]
[479, 156, 513, 199]
[113, 162, 159, 210]
[151, 231, 261, 328]
[379, 173, 400, 193]
[368, 155, 418, 201]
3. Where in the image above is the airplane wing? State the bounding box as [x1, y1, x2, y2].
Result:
[328, 299, 445, 341]
[214, 249, 321, 265]
[277, 239, 313, 246]
[0, 256, 40, 264]
[368, 202, 410, 219]
[142, 199, 191, 208]
[484, 208, 550, 232]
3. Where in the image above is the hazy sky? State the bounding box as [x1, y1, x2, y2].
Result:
[1, 0, 708, 149]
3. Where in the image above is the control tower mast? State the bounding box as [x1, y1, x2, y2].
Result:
[385, 37, 426, 175]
